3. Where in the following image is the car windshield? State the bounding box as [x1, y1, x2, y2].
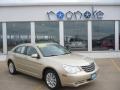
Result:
[37, 44, 71, 57]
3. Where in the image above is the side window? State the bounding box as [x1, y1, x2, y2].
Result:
[14, 46, 26, 54]
[14, 47, 22, 53]
[21, 47, 26, 54]
[26, 46, 38, 56]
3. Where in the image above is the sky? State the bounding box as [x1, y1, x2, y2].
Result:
[0, 0, 119, 4]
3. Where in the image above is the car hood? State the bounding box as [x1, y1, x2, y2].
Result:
[44, 54, 94, 66]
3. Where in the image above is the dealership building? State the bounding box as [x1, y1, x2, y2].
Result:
[0, 2, 120, 58]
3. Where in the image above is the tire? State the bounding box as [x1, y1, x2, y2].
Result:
[44, 69, 61, 90]
[8, 61, 16, 74]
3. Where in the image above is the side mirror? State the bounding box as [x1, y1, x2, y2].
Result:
[31, 54, 40, 59]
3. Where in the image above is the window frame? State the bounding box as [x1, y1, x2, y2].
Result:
[6, 22, 31, 51]
[35, 21, 59, 43]
[64, 21, 88, 51]
[92, 20, 115, 51]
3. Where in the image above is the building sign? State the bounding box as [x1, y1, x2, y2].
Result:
[47, 10, 104, 20]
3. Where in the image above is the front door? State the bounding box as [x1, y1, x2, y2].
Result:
[22, 46, 43, 78]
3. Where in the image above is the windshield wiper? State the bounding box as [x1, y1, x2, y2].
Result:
[48, 54, 59, 57]
[60, 52, 71, 55]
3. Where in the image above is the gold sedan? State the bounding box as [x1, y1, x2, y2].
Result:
[6, 43, 99, 90]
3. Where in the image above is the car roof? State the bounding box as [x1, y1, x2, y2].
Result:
[16, 42, 58, 47]
[10, 42, 58, 51]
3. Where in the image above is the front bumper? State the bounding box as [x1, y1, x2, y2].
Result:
[60, 67, 99, 87]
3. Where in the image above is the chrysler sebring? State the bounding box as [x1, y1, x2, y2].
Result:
[6, 43, 99, 90]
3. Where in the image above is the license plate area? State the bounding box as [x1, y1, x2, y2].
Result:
[91, 73, 96, 80]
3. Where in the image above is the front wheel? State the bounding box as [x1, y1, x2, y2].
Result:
[44, 70, 61, 90]
[8, 61, 16, 74]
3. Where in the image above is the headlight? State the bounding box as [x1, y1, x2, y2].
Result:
[63, 65, 82, 74]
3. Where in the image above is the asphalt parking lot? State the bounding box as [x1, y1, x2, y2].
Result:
[0, 58, 120, 90]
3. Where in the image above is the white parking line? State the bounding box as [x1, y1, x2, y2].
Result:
[34, 85, 42, 90]
[112, 60, 120, 72]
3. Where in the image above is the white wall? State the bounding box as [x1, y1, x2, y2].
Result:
[94, 6, 120, 20]
[0, 5, 90, 21]
[0, 5, 120, 22]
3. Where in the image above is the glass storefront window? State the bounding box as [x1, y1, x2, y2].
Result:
[35, 21, 59, 43]
[7, 22, 31, 51]
[0, 23, 3, 53]
[64, 21, 88, 51]
[92, 21, 115, 51]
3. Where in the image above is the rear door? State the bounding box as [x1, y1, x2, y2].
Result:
[13, 46, 27, 70]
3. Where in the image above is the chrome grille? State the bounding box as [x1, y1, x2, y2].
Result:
[81, 63, 95, 72]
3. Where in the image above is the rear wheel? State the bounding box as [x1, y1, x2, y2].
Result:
[8, 61, 16, 74]
[44, 69, 61, 90]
